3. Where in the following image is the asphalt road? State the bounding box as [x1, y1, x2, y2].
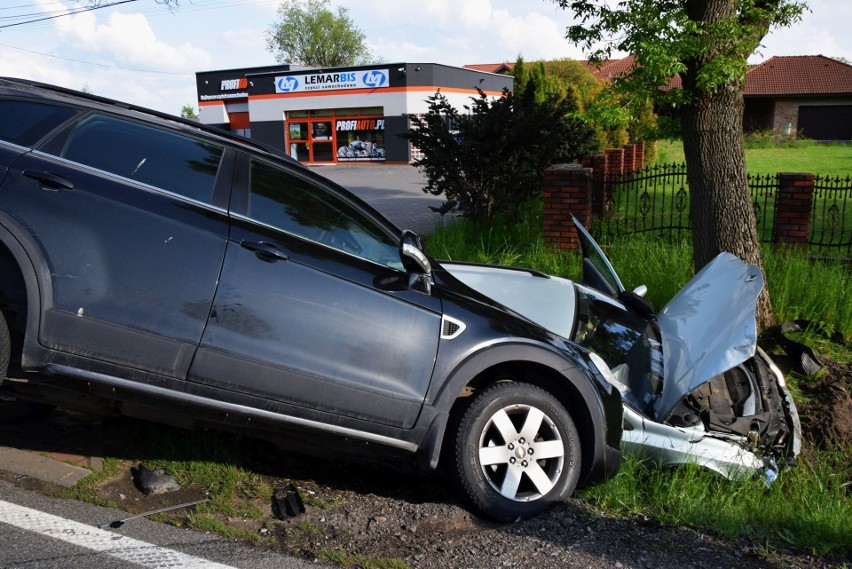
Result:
[0, 479, 315, 569]
[307, 163, 448, 236]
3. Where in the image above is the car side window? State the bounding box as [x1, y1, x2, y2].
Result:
[60, 114, 223, 203]
[0, 99, 77, 147]
[248, 158, 402, 269]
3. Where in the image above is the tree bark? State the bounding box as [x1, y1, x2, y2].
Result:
[681, 84, 775, 330]
[681, 0, 775, 330]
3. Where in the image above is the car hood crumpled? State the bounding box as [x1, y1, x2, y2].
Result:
[654, 252, 764, 419]
[440, 262, 577, 341]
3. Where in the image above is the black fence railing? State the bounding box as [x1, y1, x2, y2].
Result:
[811, 175, 852, 255]
[592, 164, 691, 240]
[590, 165, 852, 259]
[749, 173, 777, 243]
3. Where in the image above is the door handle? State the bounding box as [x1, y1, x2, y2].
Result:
[23, 170, 75, 192]
[240, 240, 289, 262]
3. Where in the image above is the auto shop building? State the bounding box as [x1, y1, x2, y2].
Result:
[195, 63, 513, 164]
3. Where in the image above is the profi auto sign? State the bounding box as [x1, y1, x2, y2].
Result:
[274, 69, 390, 94]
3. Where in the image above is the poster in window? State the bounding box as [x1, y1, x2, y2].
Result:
[289, 122, 307, 140]
[335, 118, 385, 162]
[313, 121, 331, 140]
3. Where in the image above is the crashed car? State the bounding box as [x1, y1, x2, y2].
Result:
[0, 77, 623, 524]
[445, 219, 801, 484]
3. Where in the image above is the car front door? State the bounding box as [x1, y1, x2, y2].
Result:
[187, 156, 442, 428]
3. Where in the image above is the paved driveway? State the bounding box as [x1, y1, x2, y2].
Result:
[307, 164, 447, 236]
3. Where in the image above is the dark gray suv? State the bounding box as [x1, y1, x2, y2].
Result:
[0, 77, 622, 522]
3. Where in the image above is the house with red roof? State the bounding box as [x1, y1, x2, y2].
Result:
[465, 55, 852, 140]
[742, 55, 852, 140]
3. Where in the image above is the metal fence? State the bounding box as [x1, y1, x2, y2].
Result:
[811, 175, 852, 254]
[590, 164, 852, 258]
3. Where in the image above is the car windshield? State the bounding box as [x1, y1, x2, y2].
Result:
[572, 286, 663, 416]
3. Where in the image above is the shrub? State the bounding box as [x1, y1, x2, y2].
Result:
[405, 87, 597, 223]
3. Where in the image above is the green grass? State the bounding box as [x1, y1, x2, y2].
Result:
[425, 214, 851, 556]
[60, 456, 124, 507]
[427, 210, 850, 338]
[655, 139, 852, 178]
[580, 452, 852, 556]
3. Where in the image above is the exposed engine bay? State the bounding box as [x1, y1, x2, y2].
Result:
[666, 353, 799, 467]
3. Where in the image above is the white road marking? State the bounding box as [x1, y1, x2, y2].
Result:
[0, 500, 238, 568]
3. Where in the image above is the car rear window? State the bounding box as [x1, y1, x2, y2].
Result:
[61, 114, 223, 204]
[0, 99, 77, 147]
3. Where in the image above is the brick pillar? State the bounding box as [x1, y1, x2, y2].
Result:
[543, 164, 593, 250]
[584, 154, 608, 215]
[635, 141, 645, 169]
[773, 173, 814, 247]
[605, 148, 625, 176]
[624, 144, 637, 172]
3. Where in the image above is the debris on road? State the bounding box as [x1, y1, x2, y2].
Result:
[100, 498, 209, 529]
[132, 464, 181, 495]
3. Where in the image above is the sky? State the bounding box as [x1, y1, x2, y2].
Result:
[1, 0, 850, 115]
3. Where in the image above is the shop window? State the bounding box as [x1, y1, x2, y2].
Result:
[288, 122, 308, 140]
[335, 117, 385, 162]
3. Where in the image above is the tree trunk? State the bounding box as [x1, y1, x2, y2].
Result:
[681, 85, 775, 330]
[679, 0, 776, 331]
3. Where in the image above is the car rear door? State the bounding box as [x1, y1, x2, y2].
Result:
[187, 155, 442, 428]
[0, 111, 231, 379]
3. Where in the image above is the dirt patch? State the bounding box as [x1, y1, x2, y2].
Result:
[796, 360, 852, 450]
[70, 463, 844, 569]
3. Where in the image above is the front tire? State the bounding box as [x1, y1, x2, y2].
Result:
[451, 382, 581, 522]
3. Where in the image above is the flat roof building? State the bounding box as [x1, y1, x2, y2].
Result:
[195, 63, 514, 164]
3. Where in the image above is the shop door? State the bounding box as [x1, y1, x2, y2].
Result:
[310, 120, 334, 162]
[286, 119, 335, 163]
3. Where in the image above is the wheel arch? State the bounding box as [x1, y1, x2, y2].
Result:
[0, 214, 51, 369]
[419, 341, 611, 486]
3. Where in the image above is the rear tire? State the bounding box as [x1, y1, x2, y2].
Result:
[451, 382, 581, 522]
[0, 310, 53, 423]
[0, 309, 9, 379]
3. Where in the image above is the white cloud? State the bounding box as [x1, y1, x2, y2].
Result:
[37, 0, 211, 72]
[346, 0, 581, 66]
[6, 0, 849, 116]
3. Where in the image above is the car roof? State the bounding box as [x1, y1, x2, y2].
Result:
[0, 76, 300, 168]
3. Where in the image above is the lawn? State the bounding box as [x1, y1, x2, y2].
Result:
[656, 139, 852, 178]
